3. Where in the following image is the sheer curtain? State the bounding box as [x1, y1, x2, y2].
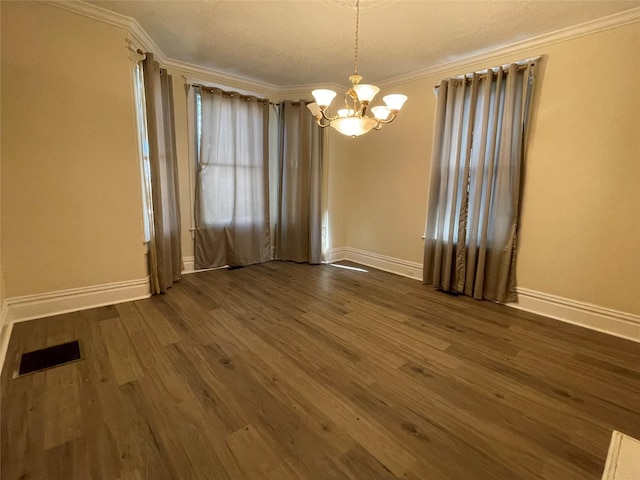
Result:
[275, 101, 324, 264]
[142, 53, 182, 294]
[423, 61, 537, 303]
[194, 88, 271, 269]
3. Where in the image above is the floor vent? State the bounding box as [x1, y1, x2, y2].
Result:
[18, 340, 81, 376]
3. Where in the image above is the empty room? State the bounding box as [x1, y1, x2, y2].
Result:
[1, 1, 639, 479]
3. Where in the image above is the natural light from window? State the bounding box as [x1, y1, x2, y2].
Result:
[133, 61, 153, 244]
[330, 263, 369, 273]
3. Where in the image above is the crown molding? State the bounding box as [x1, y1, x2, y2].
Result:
[162, 59, 344, 101]
[44, 0, 279, 95]
[44, 1, 166, 63]
[164, 57, 281, 98]
[44, 1, 640, 95]
[376, 6, 640, 89]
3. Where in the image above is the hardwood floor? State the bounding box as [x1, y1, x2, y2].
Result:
[2, 261, 639, 479]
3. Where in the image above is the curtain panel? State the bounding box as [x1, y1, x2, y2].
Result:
[194, 88, 271, 269]
[275, 101, 324, 264]
[423, 62, 537, 303]
[142, 53, 182, 294]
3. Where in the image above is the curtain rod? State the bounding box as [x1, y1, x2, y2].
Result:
[192, 84, 270, 105]
[190, 83, 312, 107]
[434, 58, 539, 88]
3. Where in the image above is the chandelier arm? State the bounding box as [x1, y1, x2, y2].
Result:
[315, 118, 332, 128]
[347, 90, 357, 109]
[320, 109, 339, 122]
[344, 95, 354, 114]
[343, 91, 363, 117]
[376, 113, 399, 125]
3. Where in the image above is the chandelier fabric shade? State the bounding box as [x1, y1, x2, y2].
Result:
[307, 0, 407, 137]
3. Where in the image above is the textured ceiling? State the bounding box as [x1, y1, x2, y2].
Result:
[86, 0, 639, 87]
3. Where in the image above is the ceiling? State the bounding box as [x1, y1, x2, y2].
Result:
[86, 0, 640, 87]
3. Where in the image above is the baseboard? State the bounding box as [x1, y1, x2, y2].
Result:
[330, 246, 640, 343]
[339, 247, 423, 280]
[5, 278, 151, 324]
[512, 288, 640, 343]
[181, 256, 230, 275]
[1, 299, 8, 329]
[0, 300, 12, 377]
[602, 430, 640, 479]
[182, 256, 195, 274]
[324, 247, 347, 264]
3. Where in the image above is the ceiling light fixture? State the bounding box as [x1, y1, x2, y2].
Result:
[307, 0, 407, 138]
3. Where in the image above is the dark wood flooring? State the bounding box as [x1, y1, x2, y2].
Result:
[1, 261, 639, 479]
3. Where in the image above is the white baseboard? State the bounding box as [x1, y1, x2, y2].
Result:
[513, 287, 640, 343]
[182, 256, 195, 274]
[1, 299, 8, 329]
[602, 430, 640, 480]
[329, 246, 640, 343]
[0, 278, 151, 375]
[5, 278, 151, 324]
[324, 247, 347, 264]
[181, 256, 229, 275]
[337, 247, 423, 280]
[0, 300, 12, 376]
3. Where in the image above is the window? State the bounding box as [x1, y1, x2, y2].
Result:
[423, 59, 538, 302]
[195, 88, 269, 227]
[191, 88, 324, 269]
[193, 87, 272, 268]
[132, 61, 153, 243]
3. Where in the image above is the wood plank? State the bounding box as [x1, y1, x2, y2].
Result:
[225, 425, 298, 480]
[43, 363, 83, 449]
[99, 317, 144, 386]
[2, 261, 638, 479]
[213, 312, 421, 478]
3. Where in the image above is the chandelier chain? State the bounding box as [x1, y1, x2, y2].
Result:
[353, 0, 360, 75]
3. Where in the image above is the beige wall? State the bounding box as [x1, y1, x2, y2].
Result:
[1, 2, 148, 298]
[324, 131, 351, 253]
[342, 22, 640, 314]
[344, 79, 432, 260]
[517, 26, 639, 314]
[4, 1, 636, 319]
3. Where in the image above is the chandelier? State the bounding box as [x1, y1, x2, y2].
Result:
[307, 0, 407, 137]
